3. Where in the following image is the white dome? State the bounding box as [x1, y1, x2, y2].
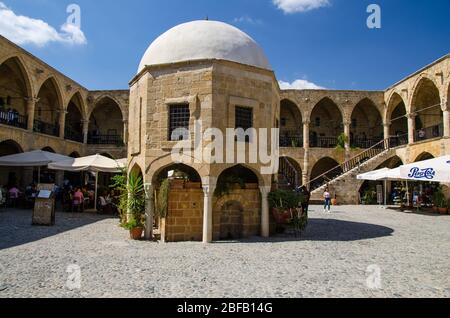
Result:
[138, 20, 270, 73]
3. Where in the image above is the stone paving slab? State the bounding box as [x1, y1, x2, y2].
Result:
[0, 206, 449, 298]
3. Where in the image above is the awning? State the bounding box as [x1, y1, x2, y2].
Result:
[0, 150, 72, 167]
[48, 154, 125, 173]
[399, 155, 450, 183]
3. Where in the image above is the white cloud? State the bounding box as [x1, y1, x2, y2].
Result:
[273, 0, 330, 14]
[0, 2, 87, 47]
[279, 79, 325, 90]
[233, 16, 263, 25]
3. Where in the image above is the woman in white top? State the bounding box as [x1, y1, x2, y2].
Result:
[324, 189, 332, 213]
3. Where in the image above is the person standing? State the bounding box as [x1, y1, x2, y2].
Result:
[323, 188, 332, 213]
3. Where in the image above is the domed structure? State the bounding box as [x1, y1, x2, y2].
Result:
[138, 20, 270, 73]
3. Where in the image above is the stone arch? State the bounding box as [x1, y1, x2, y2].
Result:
[214, 163, 266, 188]
[0, 55, 33, 99]
[350, 98, 383, 148]
[411, 76, 443, 141]
[89, 94, 126, 119]
[42, 146, 55, 153]
[0, 139, 24, 187]
[0, 56, 33, 126]
[309, 97, 343, 148]
[280, 99, 303, 147]
[65, 92, 85, 142]
[213, 164, 261, 241]
[387, 92, 408, 143]
[88, 96, 124, 145]
[309, 157, 341, 190]
[34, 77, 64, 136]
[415, 152, 435, 162]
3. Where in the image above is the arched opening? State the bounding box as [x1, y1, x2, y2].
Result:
[34, 78, 62, 137]
[42, 147, 55, 153]
[0, 140, 24, 187]
[310, 98, 343, 148]
[69, 152, 80, 158]
[88, 97, 124, 146]
[279, 99, 303, 147]
[415, 152, 434, 162]
[310, 157, 341, 190]
[154, 163, 203, 242]
[0, 57, 31, 129]
[278, 157, 302, 190]
[65, 93, 84, 143]
[412, 78, 443, 142]
[388, 93, 408, 147]
[350, 98, 383, 148]
[214, 165, 261, 241]
[101, 153, 113, 159]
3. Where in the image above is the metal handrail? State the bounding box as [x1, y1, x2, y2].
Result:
[305, 137, 393, 191]
[279, 157, 299, 189]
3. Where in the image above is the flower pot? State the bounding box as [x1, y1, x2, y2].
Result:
[331, 199, 338, 206]
[432, 206, 438, 213]
[438, 208, 448, 215]
[130, 227, 144, 240]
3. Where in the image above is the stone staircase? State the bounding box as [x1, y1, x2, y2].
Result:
[307, 138, 396, 205]
[278, 157, 300, 190]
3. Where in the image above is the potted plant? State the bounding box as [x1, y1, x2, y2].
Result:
[432, 189, 447, 215]
[336, 133, 349, 151]
[121, 172, 145, 240]
[110, 166, 128, 224]
[331, 194, 338, 206]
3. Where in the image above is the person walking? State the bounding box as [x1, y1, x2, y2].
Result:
[323, 188, 332, 213]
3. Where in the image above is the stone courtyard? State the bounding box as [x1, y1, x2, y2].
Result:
[0, 206, 449, 298]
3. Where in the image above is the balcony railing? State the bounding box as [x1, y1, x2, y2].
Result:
[310, 136, 338, 149]
[351, 137, 383, 149]
[33, 119, 59, 137]
[280, 131, 303, 148]
[414, 124, 443, 142]
[389, 133, 409, 148]
[65, 127, 83, 143]
[88, 134, 124, 146]
[0, 110, 27, 129]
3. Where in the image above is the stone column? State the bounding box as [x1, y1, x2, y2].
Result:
[144, 183, 155, 241]
[303, 120, 310, 150]
[343, 121, 351, 151]
[123, 118, 128, 144]
[82, 119, 89, 144]
[58, 110, 67, 139]
[443, 109, 450, 138]
[260, 186, 271, 238]
[26, 98, 36, 131]
[202, 177, 216, 244]
[383, 122, 391, 141]
[407, 113, 416, 144]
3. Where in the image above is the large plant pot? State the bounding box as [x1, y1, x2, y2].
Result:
[438, 208, 448, 215]
[130, 227, 144, 240]
[432, 206, 438, 214]
[331, 199, 338, 206]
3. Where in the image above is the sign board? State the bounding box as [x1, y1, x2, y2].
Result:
[32, 184, 55, 226]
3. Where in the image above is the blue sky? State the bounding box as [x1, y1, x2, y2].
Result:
[1, 0, 449, 91]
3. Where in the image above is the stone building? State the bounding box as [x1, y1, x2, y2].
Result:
[1, 20, 449, 243]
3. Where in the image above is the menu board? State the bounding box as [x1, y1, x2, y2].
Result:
[32, 184, 55, 226]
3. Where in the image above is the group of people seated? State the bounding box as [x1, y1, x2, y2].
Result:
[61, 181, 118, 215]
[0, 180, 118, 215]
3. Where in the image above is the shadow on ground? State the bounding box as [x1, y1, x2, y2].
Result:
[215, 218, 394, 244]
[0, 209, 117, 250]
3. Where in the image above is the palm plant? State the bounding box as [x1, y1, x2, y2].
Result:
[123, 172, 145, 229]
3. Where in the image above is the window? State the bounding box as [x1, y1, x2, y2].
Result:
[235, 106, 253, 142]
[169, 104, 190, 141]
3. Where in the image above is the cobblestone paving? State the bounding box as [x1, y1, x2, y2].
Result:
[1, 206, 449, 298]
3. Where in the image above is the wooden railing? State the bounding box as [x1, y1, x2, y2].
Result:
[88, 134, 124, 146]
[306, 138, 393, 192]
[65, 127, 83, 143]
[280, 130, 303, 148]
[414, 124, 443, 142]
[279, 157, 300, 189]
[310, 136, 338, 148]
